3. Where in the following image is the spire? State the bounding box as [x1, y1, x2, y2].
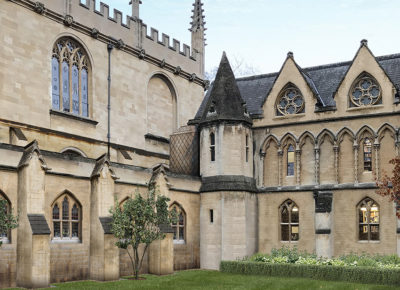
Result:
[200, 52, 252, 126]
[190, 0, 206, 32]
[129, 0, 142, 19]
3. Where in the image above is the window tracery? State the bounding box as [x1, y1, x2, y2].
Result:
[358, 198, 379, 241]
[52, 38, 90, 117]
[171, 204, 185, 243]
[280, 200, 299, 242]
[277, 85, 305, 116]
[51, 193, 81, 242]
[350, 74, 382, 107]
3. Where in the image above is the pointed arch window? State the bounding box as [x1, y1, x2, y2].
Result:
[170, 204, 186, 244]
[245, 135, 249, 163]
[287, 145, 295, 176]
[210, 132, 216, 162]
[350, 73, 382, 107]
[0, 193, 11, 244]
[276, 85, 305, 116]
[280, 200, 299, 242]
[51, 193, 81, 242]
[363, 138, 372, 171]
[52, 38, 90, 117]
[358, 198, 379, 241]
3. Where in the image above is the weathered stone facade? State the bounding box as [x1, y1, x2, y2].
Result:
[0, 0, 399, 288]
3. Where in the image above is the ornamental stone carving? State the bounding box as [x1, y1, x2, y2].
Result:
[34, 2, 45, 14]
[63, 15, 74, 26]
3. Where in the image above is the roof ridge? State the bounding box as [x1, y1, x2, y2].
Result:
[235, 52, 400, 80]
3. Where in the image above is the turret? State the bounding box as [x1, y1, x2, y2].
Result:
[129, 0, 141, 19]
[199, 52, 253, 179]
[190, 0, 206, 78]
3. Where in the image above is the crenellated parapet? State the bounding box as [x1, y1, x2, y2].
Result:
[8, 0, 205, 81]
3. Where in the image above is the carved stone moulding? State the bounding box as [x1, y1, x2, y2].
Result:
[64, 15, 74, 27]
[34, 2, 45, 14]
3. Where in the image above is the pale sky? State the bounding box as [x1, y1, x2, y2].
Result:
[95, 0, 400, 76]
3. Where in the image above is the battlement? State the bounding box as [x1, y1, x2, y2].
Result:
[31, 0, 202, 75]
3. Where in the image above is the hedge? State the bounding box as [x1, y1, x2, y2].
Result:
[220, 261, 400, 286]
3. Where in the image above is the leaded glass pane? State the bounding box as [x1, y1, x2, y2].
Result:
[370, 204, 379, 223]
[281, 207, 289, 223]
[281, 225, 289, 241]
[179, 227, 184, 241]
[54, 222, 61, 238]
[62, 222, 69, 238]
[53, 204, 60, 220]
[72, 222, 79, 238]
[72, 204, 79, 220]
[173, 226, 177, 240]
[62, 61, 70, 112]
[72, 65, 79, 115]
[291, 225, 299, 241]
[291, 207, 299, 223]
[81, 68, 88, 117]
[179, 213, 184, 226]
[359, 225, 368, 240]
[370, 225, 379, 240]
[52, 57, 60, 110]
[62, 197, 69, 220]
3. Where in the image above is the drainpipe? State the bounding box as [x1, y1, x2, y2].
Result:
[107, 43, 114, 159]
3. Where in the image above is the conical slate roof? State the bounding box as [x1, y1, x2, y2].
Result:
[199, 52, 252, 126]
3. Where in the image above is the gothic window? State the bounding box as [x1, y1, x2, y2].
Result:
[358, 198, 379, 241]
[363, 138, 372, 171]
[171, 204, 185, 243]
[210, 132, 216, 162]
[51, 193, 81, 242]
[287, 145, 295, 176]
[280, 200, 299, 242]
[350, 73, 382, 107]
[0, 193, 10, 244]
[276, 85, 305, 116]
[245, 135, 249, 163]
[52, 38, 90, 117]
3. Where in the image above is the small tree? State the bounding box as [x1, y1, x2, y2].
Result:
[376, 156, 400, 218]
[0, 199, 18, 248]
[110, 186, 175, 280]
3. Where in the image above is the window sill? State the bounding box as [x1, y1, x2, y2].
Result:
[51, 238, 81, 244]
[357, 240, 380, 244]
[273, 113, 305, 120]
[173, 240, 186, 245]
[50, 109, 98, 126]
[280, 241, 299, 243]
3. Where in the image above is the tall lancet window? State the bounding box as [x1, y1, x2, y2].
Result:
[210, 132, 216, 162]
[363, 138, 372, 172]
[287, 145, 295, 176]
[52, 38, 90, 117]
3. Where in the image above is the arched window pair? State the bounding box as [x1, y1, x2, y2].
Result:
[280, 200, 299, 242]
[51, 193, 81, 241]
[171, 203, 186, 243]
[52, 37, 90, 117]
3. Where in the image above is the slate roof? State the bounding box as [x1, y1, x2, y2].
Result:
[28, 214, 51, 235]
[192, 53, 400, 121]
[198, 52, 252, 126]
[99, 217, 113, 234]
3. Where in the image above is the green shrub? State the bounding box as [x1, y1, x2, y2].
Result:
[220, 261, 400, 286]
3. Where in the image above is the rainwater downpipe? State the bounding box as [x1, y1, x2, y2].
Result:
[107, 42, 114, 159]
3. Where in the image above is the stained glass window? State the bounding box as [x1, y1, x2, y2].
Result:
[277, 85, 305, 116]
[358, 198, 379, 241]
[350, 74, 382, 107]
[280, 200, 299, 242]
[51, 38, 90, 117]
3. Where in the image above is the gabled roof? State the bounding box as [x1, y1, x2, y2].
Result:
[192, 50, 400, 121]
[198, 52, 252, 126]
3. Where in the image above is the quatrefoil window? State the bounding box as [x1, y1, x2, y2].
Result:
[350, 74, 382, 107]
[276, 85, 305, 116]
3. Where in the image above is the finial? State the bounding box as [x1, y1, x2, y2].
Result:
[287, 51, 294, 58]
[360, 39, 368, 47]
[190, 0, 206, 32]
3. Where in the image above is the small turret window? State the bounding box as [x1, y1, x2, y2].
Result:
[210, 132, 215, 162]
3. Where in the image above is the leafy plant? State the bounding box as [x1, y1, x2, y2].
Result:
[109, 185, 176, 280]
[0, 198, 18, 247]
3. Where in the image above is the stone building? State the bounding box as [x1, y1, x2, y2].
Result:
[0, 0, 399, 288]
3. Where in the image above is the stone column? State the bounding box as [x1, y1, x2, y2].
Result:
[353, 143, 359, 184]
[313, 191, 333, 258]
[16, 141, 51, 289]
[314, 147, 320, 185]
[333, 146, 339, 184]
[278, 150, 283, 186]
[260, 152, 266, 187]
[296, 147, 301, 186]
[89, 154, 119, 281]
[374, 139, 380, 179]
[149, 228, 174, 275]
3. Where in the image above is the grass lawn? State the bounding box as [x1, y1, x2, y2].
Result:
[10, 270, 400, 290]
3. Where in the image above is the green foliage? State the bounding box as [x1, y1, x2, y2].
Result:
[109, 185, 175, 280]
[0, 199, 18, 248]
[220, 261, 400, 286]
